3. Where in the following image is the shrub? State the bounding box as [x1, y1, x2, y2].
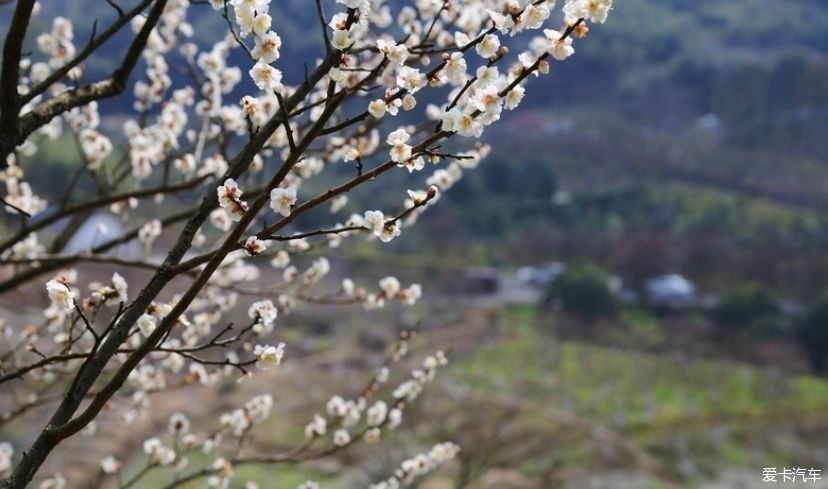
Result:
[545, 262, 618, 322]
[796, 296, 828, 374]
[713, 283, 781, 332]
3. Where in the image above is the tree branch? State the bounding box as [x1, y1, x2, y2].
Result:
[9, 0, 168, 162]
[0, 0, 36, 170]
[0, 175, 208, 254]
[19, 0, 155, 106]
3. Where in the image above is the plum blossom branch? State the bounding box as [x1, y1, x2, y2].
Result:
[0, 0, 613, 486]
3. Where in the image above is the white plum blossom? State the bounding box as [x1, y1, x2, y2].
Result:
[37, 473, 67, 489]
[370, 442, 460, 488]
[137, 313, 157, 336]
[248, 299, 277, 327]
[366, 401, 388, 427]
[402, 94, 416, 111]
[401, 156, 425, 173]
[79, 130, 113, 169]
[210, 208, 233, 231]
[476, 66, 499, 88]
[333, 429, 351, 447]
[236, 9, 271, 37]
[231, 0, 269, 12]
[270, 187, 297, 217]
[376, 39, 409, 65]
[379, 276, 400, 297]
[11, 233, 44, 260]
[271, 250, 290, 268]
[379, 223, 401, 242]
[254, 343, 285, 370]
[341, 278, 356, 296]
[331, 30, 352, 50]
[487, 8, 515, 34]
[443, 52, 467, 84]
[46, 280, 74, 311]
[504, 85, 526, 110]
[388, 408, 403, 429]
[243, 236, 267, 255]
[399, 284, 423, 305]
[100, 456, 121, 475]
[475, 34, 500, 59]
[564, 0, 613, 24]
[336, 0, 364, 9]
[143, 438, 176, 466]
[364, 210, 385, 235]
[303, 257, 330, 285]
[364, 427, 381, 444]
[441, 109, 482, 138]
[168, 413, 190, 436]
[544, 29, 575, 60]
[368, 99, 386, 118]
[326, 395, 348, 417]
[245, 394, 274, 422]
[387, 128, 412, 163]
[0, 442, 12, 478]
[251, 31, 281, 63]
[217, 178, 248, 221]
[138, 219, 162, 245]
[304, 414, 327, 438]
[395, 66, 426, 92]
[249, 61, 283, 92]
[330, 195, 348, 213]
[520, 3, 551, 30]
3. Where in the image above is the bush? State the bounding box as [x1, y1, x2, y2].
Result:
[713, 283, 781, 332]
[796, 296, 828, 374]
[545, 262, 618, 322]
[746, 313, 790, 339]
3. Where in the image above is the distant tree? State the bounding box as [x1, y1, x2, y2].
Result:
[713, 283, 781, 332]
[545, 262, 617, 322]
[796, 297, 828, 374]
[615, 229, 676, 290]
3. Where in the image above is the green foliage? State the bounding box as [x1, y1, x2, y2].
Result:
[545, 262, 617, 322]
[747, 314, 790, 339]
[449, 306, 828, 483]
[713, 284, 781, 332]
[796, 296, 828, 374]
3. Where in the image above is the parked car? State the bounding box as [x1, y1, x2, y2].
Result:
[516, 261, 565, 288]
[645, 274, 696, 309]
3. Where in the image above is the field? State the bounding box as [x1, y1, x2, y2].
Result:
[62, 305, 826, 489]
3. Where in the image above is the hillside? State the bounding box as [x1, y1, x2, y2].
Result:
[3, 0, 828, 293]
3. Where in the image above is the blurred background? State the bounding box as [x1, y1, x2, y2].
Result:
[3, 0, 828, 487]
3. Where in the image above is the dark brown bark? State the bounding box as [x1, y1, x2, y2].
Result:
[0, 0, 36, 170]
[0, 42, 342, 489]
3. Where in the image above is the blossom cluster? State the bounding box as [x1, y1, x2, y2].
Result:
[0, 0, 612, 486]
[370, 442, 461, 489]
[305, 348, 449, 449]
[0, 442, 12, 478]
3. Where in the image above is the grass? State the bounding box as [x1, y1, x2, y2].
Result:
[448, 306, 828, 484]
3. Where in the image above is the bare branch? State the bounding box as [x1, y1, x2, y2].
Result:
[0, 197, 33, 217]
[315, 0, 331, 52]
[0, 0, 37, 170]
[274, 91, 296, 153]
[0, 175, 208, 254]
[105, 0, 125, 17]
